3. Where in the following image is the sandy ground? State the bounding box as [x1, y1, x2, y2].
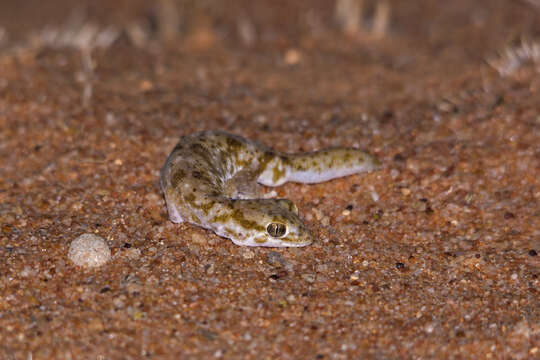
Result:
[1, 1, 539, 359]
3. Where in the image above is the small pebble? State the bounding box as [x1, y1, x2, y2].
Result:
[316, 264, 328, 273]
[263, 190, 278, 198]
[87, 318, 104, 332]
[68, 233, 111, 268]
[125, 280, 143, 295]
[242, 249, 255, 259]
[302, 274, 316, 283]
[321, 216, 330, 226]
[284, 48, 302, 65]
[205, 263, 215, 275]
[113, 295, 126, 309]
[123, 247, 141, 260]
[416, 200, 428, 212]
[503, 212, 515, 219]
[370, 187, 379, 202]
[390, 169, 400, 179]
[266, 251, 285, 267]
[312, 208, 323, 221]
[511, 273, 518, 280]
[139, 79, 154, 92]
[191, 232, 207, 244]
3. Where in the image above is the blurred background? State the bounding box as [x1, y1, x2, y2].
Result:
[1, 0, 539, 55]
[1, 0, 539, 114]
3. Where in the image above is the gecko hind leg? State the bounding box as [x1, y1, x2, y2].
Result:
[223, 168, 263, 199]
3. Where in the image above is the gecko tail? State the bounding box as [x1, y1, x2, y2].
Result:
[286, 148, 380, 184]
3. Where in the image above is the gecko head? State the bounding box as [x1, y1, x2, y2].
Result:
[231, 199, 312, 247]
[262, 215, 312, 247]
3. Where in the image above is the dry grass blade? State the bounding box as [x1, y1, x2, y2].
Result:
[487, 38, 540, 77]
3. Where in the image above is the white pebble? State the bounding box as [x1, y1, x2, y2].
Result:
[68, 233, 111, 268]
[242, 249, 255, 259]
[263, 190, 278, 198]
[369, 185, 379, 202]
[511, 273, 518, 280]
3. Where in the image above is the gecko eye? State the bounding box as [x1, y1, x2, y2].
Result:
[266, 222, 288, 238]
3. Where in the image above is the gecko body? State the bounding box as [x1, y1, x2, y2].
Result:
[160, 131, 379, 247]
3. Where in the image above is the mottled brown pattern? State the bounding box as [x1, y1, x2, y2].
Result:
[160, 131, 378, 246]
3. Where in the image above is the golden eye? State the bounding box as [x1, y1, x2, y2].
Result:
[266, 222, 287, 238]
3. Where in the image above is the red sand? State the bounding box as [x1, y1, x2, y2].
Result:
[1, 1, 539, 358]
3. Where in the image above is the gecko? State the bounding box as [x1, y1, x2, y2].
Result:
[160, 131, 379, 247]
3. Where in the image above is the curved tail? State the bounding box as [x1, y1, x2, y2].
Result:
[285, 148, 380, 184]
